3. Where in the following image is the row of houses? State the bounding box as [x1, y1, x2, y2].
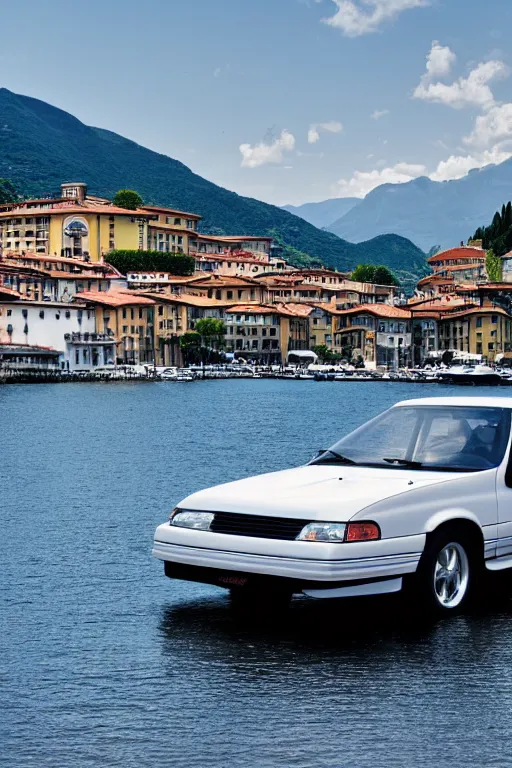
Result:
[4, 181, 512, 372]
[0, 258, 397, 370]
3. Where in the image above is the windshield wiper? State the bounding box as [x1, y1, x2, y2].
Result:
[315, 449, 358, 465]
[382, 457, 423, 468]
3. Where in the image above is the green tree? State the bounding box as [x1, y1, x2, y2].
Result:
[179, 331, 201, 365]
[311, 344, 341, 364]
[471, 202, 512, 256]
[106, 250, 195, 276]
[351, 264, 376, 283]
[485, 248, 503, 282]
[373, 265, 399, 286]
[113, 189, 143, 210]
[351, 264, 398, 286]
[0, 179, 19, 204]
[195, 317, 226, 364]
[311, 344, 330, 362]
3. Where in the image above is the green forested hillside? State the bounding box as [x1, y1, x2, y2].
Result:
[472, 202, 512, 256]
[0, 88, 425, 275]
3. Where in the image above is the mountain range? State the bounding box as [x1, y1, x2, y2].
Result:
[286, 161, 512, 253]
[0, 88, 425, 276]
[282, 198, 360, 229]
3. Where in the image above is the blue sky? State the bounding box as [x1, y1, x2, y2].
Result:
[2, 0, 512, 206]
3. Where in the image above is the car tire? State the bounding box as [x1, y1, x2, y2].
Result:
[412, 527, 482, 616]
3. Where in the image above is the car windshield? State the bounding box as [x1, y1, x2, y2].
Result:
[310, 405, 511, 472]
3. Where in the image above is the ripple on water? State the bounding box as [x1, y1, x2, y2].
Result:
[3, 380, 512, 768]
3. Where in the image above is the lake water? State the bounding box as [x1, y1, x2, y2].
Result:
[3, 379, 512, 768]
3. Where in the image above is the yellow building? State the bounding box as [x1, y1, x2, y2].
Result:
[438, 307, 512, 360]
[144, 205, 201, 255]
[0, 182, 202, 263]
[73, 290, 157, 364]
[308, 306, 334, 348]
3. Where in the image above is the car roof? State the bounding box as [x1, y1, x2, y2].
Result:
[394, 396, 512, 409]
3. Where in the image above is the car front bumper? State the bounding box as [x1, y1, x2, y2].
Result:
[152, 526, 425, 597]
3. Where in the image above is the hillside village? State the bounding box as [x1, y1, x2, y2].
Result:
[1, 181, 512, 377]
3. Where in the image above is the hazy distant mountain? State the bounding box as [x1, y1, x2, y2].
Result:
[282, 197, 360, 229]
[0, 88, 424, 274]
[327, 162, 512, 252]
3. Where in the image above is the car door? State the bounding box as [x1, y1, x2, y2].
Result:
[495, 421, 512, 558]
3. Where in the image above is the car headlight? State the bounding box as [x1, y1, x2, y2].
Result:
[296, 522, 346, 542]
[169, 509, 214, 531]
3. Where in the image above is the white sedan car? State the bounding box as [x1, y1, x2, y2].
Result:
[153, 397, 512, 614]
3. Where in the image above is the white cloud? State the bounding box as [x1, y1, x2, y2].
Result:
[239, 130, 295, 168]
[371, 109, 390, 120]
[323, 0, 429, 37]
[430, 148, 512, 181]
[414, 44, 507, 110]
[424, 41, 456, 80]
[333, 162, 427, 197]
[464, 102, 512, 148]
[213, 67, 221, 78]
[308, 121, 343, 143]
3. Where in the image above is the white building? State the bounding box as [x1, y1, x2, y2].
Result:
[0, 300, 115, 370]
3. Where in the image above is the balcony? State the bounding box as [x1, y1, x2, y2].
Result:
[64, 332, 115, 345]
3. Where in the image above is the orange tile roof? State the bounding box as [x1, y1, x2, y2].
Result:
[226, 304, 276, 315]
[3, 251, 114, 270]
[135, 291, 236, 308]
[73, 290, 156, 307]
[141, 205, 202, 219]
[428, 246, 486, 263]
[435, 264, 485, 273]
[408, 297, 468, 312]
[0, 204, 153, 219]
[440, 306, 510, 320]
[334, 303, 412, 319]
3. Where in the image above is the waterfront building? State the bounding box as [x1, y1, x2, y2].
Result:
[73, 290, 156, 365]
[144, 205, 201, 254]
[437, 306, 512, 360]
[0, 182, 202, 262]
[0, 343, 61, 372]
[0, 252, 121, 302]
[224, 303, 312, 364]
[308, 305, 335, 349]
[334, 304, 413, 368]
[417, 243, 486, 297]
[0, 298, 115, 370]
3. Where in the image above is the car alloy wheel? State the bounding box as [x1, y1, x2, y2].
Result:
[433, 542, 469, 609]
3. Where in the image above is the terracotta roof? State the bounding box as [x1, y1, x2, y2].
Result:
[2, 252, 113, 270]
[428, 246, 486, 263]
[141, 205, 202, 219]
[434, 264, 485, 273]
[0, 204, 153, 219]
[226, 304, 276, 315]
[408, 297, 468, 312]
[334, 303, 412, 319]
[73, 290, 156, 307]
[440, 306, 510, 320]
[135, 291, 236, 308]
[226, 303, 311, 318]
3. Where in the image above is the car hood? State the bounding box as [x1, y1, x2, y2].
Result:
[179, 465, 463, 521]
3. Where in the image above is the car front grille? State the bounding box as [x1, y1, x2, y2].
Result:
[209, 511, 306, 541]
